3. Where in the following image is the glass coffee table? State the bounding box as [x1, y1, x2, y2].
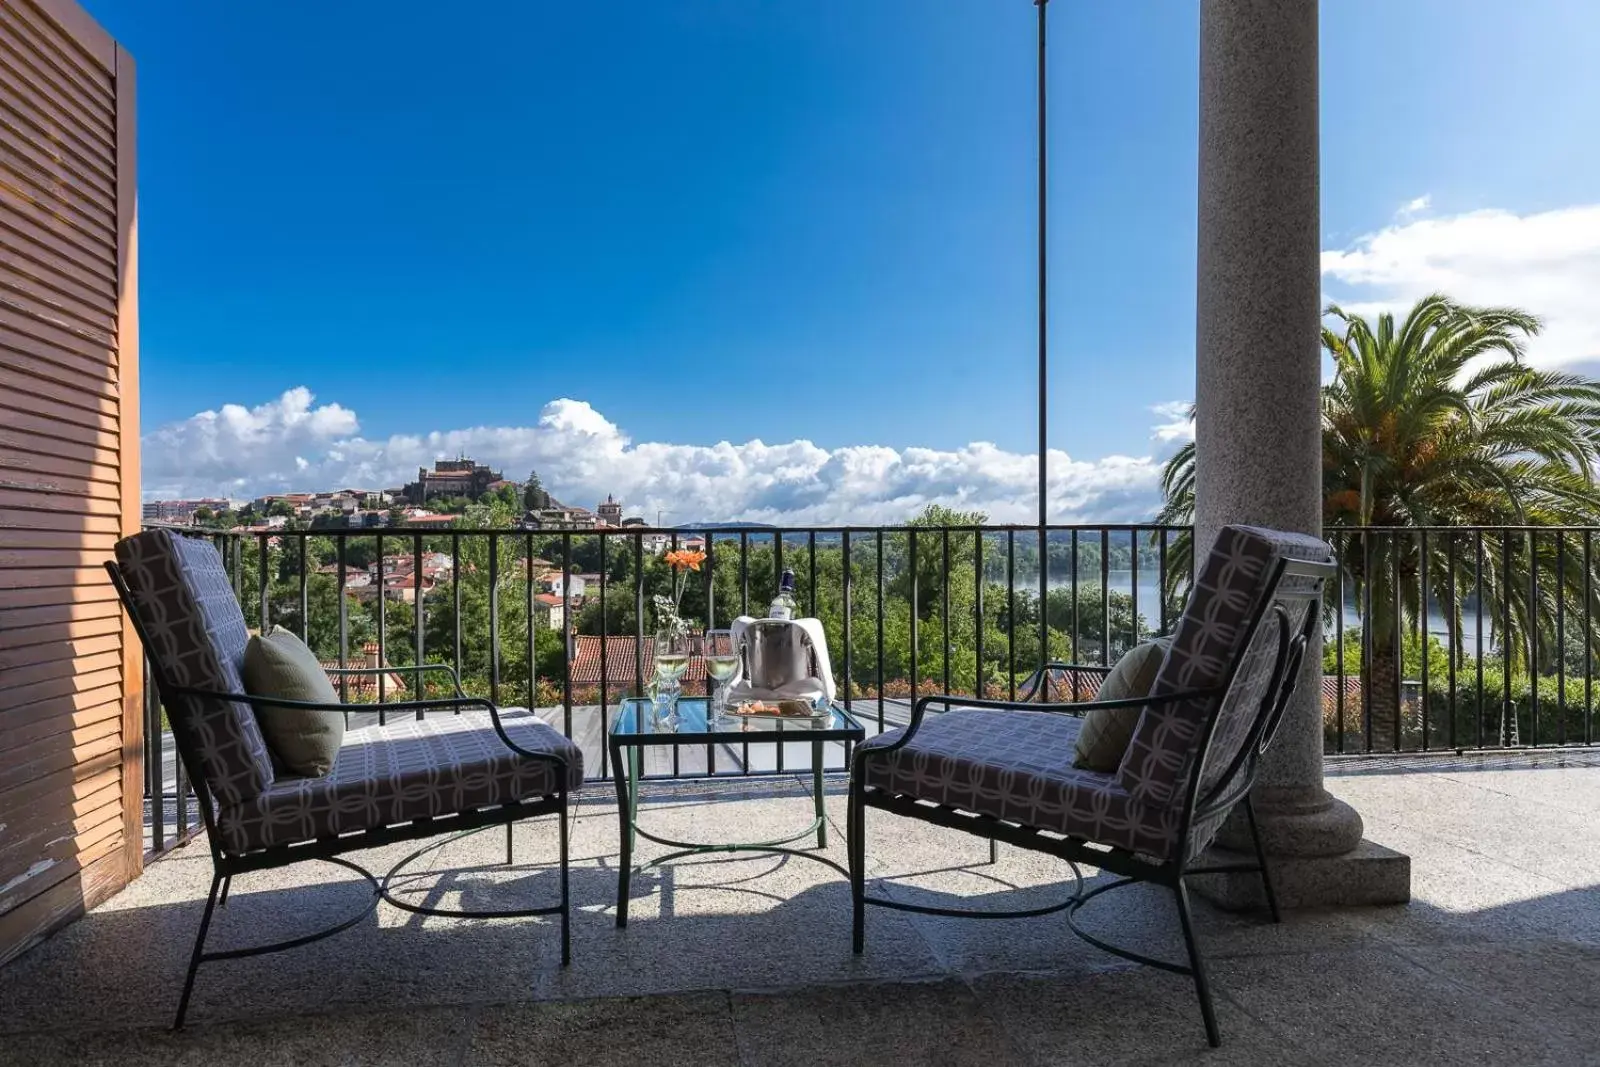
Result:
[608, 695, 865, 928]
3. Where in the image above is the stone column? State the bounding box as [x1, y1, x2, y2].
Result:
[1192, 0, 1409, 908]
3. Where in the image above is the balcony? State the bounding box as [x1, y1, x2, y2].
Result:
[2, 746, 1598, 1063]
[0, 522, 1593, 1062]
[140, 521, 1600, 848]
[3, 0, 1594, 1062]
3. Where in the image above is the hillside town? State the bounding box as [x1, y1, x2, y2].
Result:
[139, 461, 719, 667]
[142, 457, 640, 535]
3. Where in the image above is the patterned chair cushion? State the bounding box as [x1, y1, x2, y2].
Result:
[115, 529, 276, 805]
[215, 709, 584, 854]
[858, 709, 1179, 860]
[1117, 525, 1333, 810]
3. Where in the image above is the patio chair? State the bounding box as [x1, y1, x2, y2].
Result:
[107, 528, 583, 1029]
[848, 524, 1334, 1047]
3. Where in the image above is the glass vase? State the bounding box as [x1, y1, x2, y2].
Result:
[651, 622, 691, 728]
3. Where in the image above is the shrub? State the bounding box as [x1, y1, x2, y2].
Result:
[1322, 665, 1599, 752]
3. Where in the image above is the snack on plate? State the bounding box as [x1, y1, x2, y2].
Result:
[731, 699, 823, 718]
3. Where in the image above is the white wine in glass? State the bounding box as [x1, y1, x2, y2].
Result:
[654, 653, 690, 683]
[705, 654, 739, 683]
[706, 652, 740, 723]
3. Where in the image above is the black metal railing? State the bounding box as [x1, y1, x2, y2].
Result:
[1320, 527, 1600, 756]
[139, 521, 1600, 855]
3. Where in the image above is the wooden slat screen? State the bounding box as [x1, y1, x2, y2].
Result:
[0, 0, 136, 967]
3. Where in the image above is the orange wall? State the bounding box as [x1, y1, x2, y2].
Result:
[0, 0, 139, 966]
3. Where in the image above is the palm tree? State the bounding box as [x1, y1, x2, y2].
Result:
[1160, 294, 1600, 747]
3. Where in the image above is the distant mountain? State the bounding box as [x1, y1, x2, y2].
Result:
[678, 521, 778, 530]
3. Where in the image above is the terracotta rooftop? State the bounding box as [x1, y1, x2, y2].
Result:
[568, 631, 732, 685]
[317, 642, 408, 695]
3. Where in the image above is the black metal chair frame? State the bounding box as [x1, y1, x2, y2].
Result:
[848, 555, 1332, 1047]
[107, 562, 574, 1030]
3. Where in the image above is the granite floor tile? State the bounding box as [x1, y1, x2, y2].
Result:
[2, 767, 1597, 1067]
[465, 993, 739, 1067]
[1215, 947, 1576, 1066]
[0, 1006, 472, 1067]
[732, 980, 1023, 1067]
[974, 969, 1327, 1067]
[1386, 939, 1600, 1055]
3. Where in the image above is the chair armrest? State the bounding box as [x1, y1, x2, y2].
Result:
[1016, 661, 1114, 702]
[166, 686, 573, 777]
[854, 686, 1224, 765]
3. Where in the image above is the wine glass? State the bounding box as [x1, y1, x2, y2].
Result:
[705, 632, 741, 724]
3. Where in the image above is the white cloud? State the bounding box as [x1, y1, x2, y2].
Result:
[1321, 203, 1600, 366]
[1397, 194, 1431, 218]
[142, 390, 1181, 524]
[1150, 401, 1194, 445]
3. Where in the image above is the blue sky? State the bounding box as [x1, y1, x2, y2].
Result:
[88, 1, 1600, 521]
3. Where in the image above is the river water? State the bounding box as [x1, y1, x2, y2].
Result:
[1059, 570, 1490, 650]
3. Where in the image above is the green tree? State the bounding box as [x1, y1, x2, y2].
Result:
[1160, 294, 1600, 744]
[524, 469, 553, 511]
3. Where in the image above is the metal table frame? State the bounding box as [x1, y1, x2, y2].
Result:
[608, 696, 865, 927]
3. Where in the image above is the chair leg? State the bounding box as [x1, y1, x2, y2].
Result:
[558, 794, 572, 967]
[848, 775, 866, 955]
[1173, 878, 1222, 1048]
[217, 876, 232, 908]
[988, 838, 999, 865]
[1244, 795, 1280, 923]
[506, 822, 515, 866]
[173, 872, 224, 1031]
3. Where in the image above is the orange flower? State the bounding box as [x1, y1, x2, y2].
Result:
[665, 548, 706, 572]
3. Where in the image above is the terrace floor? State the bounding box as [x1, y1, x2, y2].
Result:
[5, 752, 1600, 1066]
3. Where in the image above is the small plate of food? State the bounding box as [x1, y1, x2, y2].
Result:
[727, 698, 830, 720]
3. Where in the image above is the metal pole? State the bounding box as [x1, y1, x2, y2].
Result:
[1036, 0, 1049, 528]
[1036, 0, 1050, 664]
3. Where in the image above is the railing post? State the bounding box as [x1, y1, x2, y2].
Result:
[1334, 532, 1346, 755]
[336, 535, 349, 703]
[942, 529, 951, 695]
[413, 534, 424, 716]
[562, 531, 573, 740]
[1007, 531, 1017, 702]
[525, 532, 535, 712]
[376, 533, 387, 717]
[633, 534, 645, 700]
[842, 530, 853, 711]
[909, 529, 919, 705]
[974, 530, 985, 699]
[489, 532, 500, 707]
[877, 532, 886, 730]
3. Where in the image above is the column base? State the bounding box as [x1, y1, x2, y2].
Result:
[1190, 838, 1412, 911]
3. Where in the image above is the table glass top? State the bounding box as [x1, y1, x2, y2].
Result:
[610, 696, 860, 738]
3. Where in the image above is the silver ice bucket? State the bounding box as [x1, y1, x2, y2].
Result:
[740, 620, 819, 691]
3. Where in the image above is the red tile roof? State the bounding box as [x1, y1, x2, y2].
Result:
[568, 631, 732, 685]
[316, 659, 409, 695]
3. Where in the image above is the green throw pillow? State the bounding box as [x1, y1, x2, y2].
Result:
[1072, 637, 1171, 772]
[242, 626, 345, 777]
